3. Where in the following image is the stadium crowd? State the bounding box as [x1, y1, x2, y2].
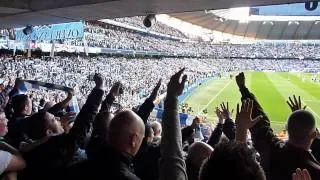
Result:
[1, 15, 320, 180]
[0, 55, 319, 111]
[0, 56, 215, 109]
[60, 21, 320, 59]
[59, 21, 320, 59]
[112, 16, 187, 38]
[0, 53, 318, 180]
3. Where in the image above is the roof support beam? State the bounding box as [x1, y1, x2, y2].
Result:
[292, 22, 301, 39]
[243, 23, 249, 37]
[232, 22, 239, 35]
[222, 20, 232, 33]
[279, 23, 288, 39]
[254, 21, 263, 39]
[304, 21, 315, 39]
[266, 23, 275, 39]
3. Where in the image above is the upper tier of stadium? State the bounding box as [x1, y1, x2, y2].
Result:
[172, 3, 320, 40]
[0, 0, 314, 28]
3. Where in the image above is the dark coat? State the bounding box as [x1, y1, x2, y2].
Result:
[240, 86, 320, 180]
[311, 138, 320, 162]
[20, 88, 104, 180]
[66, 145, 141, 180]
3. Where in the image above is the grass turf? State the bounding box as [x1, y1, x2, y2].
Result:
[183, 71, 320, 133]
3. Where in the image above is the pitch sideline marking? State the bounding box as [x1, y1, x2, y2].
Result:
[197, 80, 232, 116]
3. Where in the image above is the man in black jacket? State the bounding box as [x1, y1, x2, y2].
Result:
[5, 94, 32, 148]
[236, 72, 320, 180]
[66, 109, 145, 180]
[86, 82, 121, 160]
[19, 74, 105, 180]
[5, 78, 74, 148]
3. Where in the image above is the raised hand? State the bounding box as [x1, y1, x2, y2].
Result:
[215, 107, 224, 124]
[167, 68, 187, 97]
[220, 102, 233, 120]
[287, 95, 307, 112]
[236, 72, 245, 88]
[235, 99, 263, 142]
[149, 79, 162, 101]
[94, 73, 104, 89]
[110, 82, 122, 97]
[292, 168, 312, 180]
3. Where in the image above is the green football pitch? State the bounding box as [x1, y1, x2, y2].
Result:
[183, 71, 320, 133]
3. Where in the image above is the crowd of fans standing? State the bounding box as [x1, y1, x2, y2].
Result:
[60, 21, 320, 59]
[0, 16, 319, 180]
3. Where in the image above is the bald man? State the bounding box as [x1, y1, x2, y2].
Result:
[108, 109, 145, 156]
[186, 142, 213, 180]
[66, 109, 145, 180]
[236, 72, 320, 180]
[151, 121, 162, 145]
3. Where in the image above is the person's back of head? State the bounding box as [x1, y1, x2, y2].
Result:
[199, 142, 265, 180]
[12, 94, 32, 116]
[151, 121, 162, 137]
[186, 142, 213, 180]
[145, 123, 154, 143]
[287, 110, 317, 148]
[107, 109, 145, 156]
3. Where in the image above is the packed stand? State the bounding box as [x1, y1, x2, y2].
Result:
[61, 21, 320, 59]
[0, 61, 319, 180]
[112, 16, 187, 39]
[0, 56, 215, 109]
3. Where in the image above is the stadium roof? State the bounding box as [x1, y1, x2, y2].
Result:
[0, 0, 316, 29]
[171, 4, 320, 40]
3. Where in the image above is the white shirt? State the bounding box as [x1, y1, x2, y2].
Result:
[0, 150, 12, 175]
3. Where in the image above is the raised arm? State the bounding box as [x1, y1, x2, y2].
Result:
[100, 82, 121, 113]
[236, 72, 268, 118]
[219, 102, 236, 141]
[86, 82, 120, 159]
[235, 100, 262, 143]
[159, 69, 188, 180]
[236, 72, 280, 152]
[207, 107, 224, 148]
[136, 79, 161, 123]
[92, 82, 121, 137]
[69, 74, 104, 145]
[47, 90, 74, 114]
